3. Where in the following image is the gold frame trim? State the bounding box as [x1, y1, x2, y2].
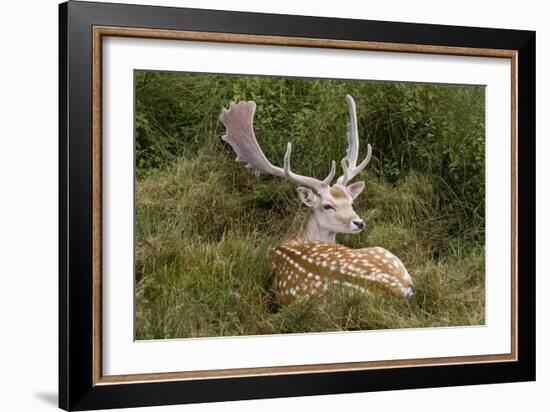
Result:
[92, 26, 518, 385]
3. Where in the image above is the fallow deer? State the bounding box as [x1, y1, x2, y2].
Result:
[220, 95, 414, 304]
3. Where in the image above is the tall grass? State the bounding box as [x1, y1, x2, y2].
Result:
[135, 71, 485, 339]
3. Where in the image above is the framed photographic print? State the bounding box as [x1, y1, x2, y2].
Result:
[59, 1, 536, 410]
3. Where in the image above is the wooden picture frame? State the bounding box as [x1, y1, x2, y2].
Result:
[59, 1, 535, 410]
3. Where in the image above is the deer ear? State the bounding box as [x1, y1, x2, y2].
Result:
[297, 187, 318, 207]
[346, 181, 365, 199]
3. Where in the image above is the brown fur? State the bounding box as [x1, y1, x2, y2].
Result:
[270, 241, 413, 304]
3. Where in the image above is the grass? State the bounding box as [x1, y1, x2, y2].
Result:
[134, 71, 485, 340]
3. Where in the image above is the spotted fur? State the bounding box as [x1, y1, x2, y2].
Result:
[271, 242, 414, 304]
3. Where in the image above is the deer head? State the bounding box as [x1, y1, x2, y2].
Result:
[220, 95, 372, 240]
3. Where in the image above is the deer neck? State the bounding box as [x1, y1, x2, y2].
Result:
[287, 211, 336, 245]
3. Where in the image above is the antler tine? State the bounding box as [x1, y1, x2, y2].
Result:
[336, 95, 372, 186]
[283, 143, 335, 190]
[345, 94, 359, 169]
[220, 100, 335, 192]
[323, 160, 337, 186]
[339, 158, 349, 185]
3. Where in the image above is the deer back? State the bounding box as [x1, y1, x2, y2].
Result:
[270, 241, 414, 304]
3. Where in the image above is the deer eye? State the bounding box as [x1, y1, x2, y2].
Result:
[323, 204, 335, 211]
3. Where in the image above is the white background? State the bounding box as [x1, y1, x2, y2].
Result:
[0, 0, 546, 411]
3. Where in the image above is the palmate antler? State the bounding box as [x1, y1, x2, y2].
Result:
[336, 95, 372, 186]
[220, 101, 336, 192]
[220, 95, 370, 191]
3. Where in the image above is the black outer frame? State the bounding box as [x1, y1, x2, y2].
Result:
[59, 1, 536, 410]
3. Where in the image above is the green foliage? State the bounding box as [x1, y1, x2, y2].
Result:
[134, 71, 485, 339]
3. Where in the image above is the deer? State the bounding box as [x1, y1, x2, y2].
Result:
[220, 95, 414, 304]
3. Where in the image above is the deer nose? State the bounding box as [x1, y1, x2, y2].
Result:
[353, 219, 365, 229]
